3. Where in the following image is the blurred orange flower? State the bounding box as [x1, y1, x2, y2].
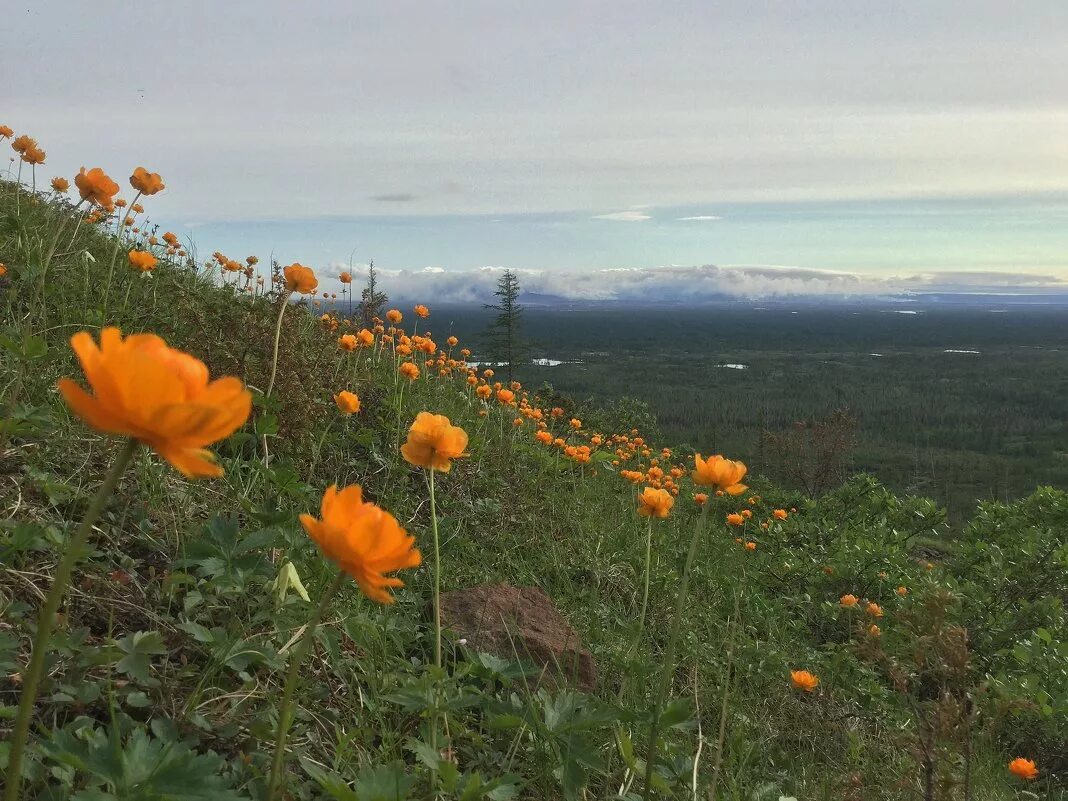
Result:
[387, 309, 403, 323]
[334, 390, 361, 415]
[130, 166, 165, 195]
[726, 513, 744, 527]
[1008, 758, 1038, 780]
[283, 263, 318, 294]
[300, 485, 420, 604]
[74, 167, 120, 209]
[399, 362, 420, 381]
[127, 250, 158, 272]
[414, 304, 430, 318]
[692, 454, 748, 495]
[638, 487, 674, 518]
[401, 412, 468, 472]
[840, 594, 858, 608]
[791, 670, 819, 692]
[57, 328, 251, 478]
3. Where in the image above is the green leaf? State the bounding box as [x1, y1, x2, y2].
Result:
[115, 631, 167, 683]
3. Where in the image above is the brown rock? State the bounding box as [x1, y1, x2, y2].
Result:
[440, 583, 597, 691]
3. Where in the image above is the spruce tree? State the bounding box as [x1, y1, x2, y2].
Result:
[359, 259, 388, 326]
[482, 270, 526, 383]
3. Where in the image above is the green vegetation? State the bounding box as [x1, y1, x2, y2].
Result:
[0, 171, 1065, 800]
[434, 304, 1068, 520]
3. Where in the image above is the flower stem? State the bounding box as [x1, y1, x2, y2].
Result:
[429, 466, 443, 771]
[628, 516, 655, 658]
[642, 504, 708, 798]
[4, 438, 138, 801]
[266, 290, 292, 399]
[102, 191, 141, 320]
[267, 569, 345, 801]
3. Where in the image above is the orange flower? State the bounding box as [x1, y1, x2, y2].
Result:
[334, 390, 361, 415]
[535, 430, 553, 445]
[338, 334, 358, 351]
[399, 361, 420, 381]
[1007, 758, 1038, 780]
[129, 166, 165, 195]
[0, 125, 12, 139]
[866, 602, 884, 618]
[357, 328, 375, 347]
[693, 492, 709, 505]
[414, 304, 430, 318]
[638, 487, 674, 518]
[386, 309, 403, 323]
[339, 271, 352, 284]
[57, 328, 251, 478]
[896, 586, 908, 597]
[300, 485, 420, 604]
[475, 384, 492, 400]
[496, 389, 515, 405]
[283, 263, 318, 294]
[773, 508, 787, 520]
[744, 541, 757, 551]
[74, 167, 120, 209]
[10, 134, 36, 154]
[19, 144, 45, 165]
[726, 513, 744, 527]
[162, 231, 179, 246]
[692, 454, 748, 495]
[127, 250, 158, 272]
[868, 624, 881, 637]
[790, 670, 819, 692]
[401, 412, 468, 472]
[840, 594, 859, 608]
[0, 263, 7, 278]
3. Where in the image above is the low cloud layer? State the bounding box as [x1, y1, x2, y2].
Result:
[324, 263, 1068, 304]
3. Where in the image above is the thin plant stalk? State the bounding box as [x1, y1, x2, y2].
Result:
[102, 190, 142, 319]
[628, 515, 655, 658]
[642, 503, 709, 798]
[428, 466, 444, 768]
[4, 439, 139, 801]
[262, 290, 293, 463]
[267, 569, 346, 801]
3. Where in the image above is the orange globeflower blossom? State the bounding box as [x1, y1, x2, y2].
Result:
[387, 308, 403, 323]
[338, 334, 358, 351]
[334, 391, 361, 415]
[414, 304, 430, 318]
[896, 586, 908, 597]
[20, 145, 45, 165]
[1007, 758, 1038, 780]
[283, 263, 318, 294]
[57, 328, 251, 478]
[740, 509, 752, 519]
[535, 430, 553, 445]
[496, 389, 515, 405]
[569, 418, 582, 429]
[0, 263, 7, 278]
[726, 513, 745, 527]
[791, 670, 819, 692]
[446, 335, 459, 347]
[692, 454, 748, 495]
[338, 271, 352, 284]
[162, 231, 179, 245]
[637, 487, 674, 518]
[129, 166, 165, 195]
[475, 384, 492, 400]
[127, 250, 158, 272]
[868, 624, 881, 637]
[399, 362, 420, 381]
[866, 602, 884, 618]
[50, 176, 69, 193]
[744, 541, 757, 551]
[773, 508, 788, 520]
[74, 167, 120, 209]
[840, 594, 859, 608]
[0, 124, 12, 139]
[300, 485, 420, 604]
[693, 492, 708, 505]
[10, 134, 36, 154]
[357, 328, 375, 347]
[402, 412, 468, 472]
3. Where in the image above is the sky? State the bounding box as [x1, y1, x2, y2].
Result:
[6, 0, 1068, 301]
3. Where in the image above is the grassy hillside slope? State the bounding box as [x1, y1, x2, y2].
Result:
[0, 152, 1064, 800]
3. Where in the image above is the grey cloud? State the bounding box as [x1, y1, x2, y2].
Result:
[370, 193, 419, 202]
